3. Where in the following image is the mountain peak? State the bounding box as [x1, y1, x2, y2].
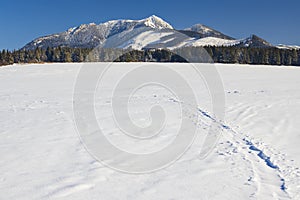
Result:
[189, 24, 211, 32]
[239, 34, 272, 48]
[145, 15, 161, 20]
[141, 15, 173, 29]
[183, 23, 234, 40]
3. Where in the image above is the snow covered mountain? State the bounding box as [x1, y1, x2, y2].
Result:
[236, 34, 273, 48]
[23, 15, 173, 50]
[181, 24, 234, 40]
[22, 15, 274, 50]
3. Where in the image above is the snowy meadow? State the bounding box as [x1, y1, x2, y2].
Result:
[0, 62, 300, 199]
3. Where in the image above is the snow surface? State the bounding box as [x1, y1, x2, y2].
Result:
[1, 63, 300, 199]
[176, 37, 241, 48]
[276, 45, 300, 50]
[103, 30, 240, 50]
[108, 30, 175, 49]
[186, 24, 213, 34]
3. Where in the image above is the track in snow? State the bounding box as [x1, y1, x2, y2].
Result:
[165, 96, 300, 199]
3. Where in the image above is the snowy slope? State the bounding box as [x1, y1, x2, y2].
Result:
[102, 27, 179, 49]
[175, 37, 241, 48]
[184, 24, 234, 40]
[277, 45, 300, 50]
[102, 28, 268, 50]
[103, 32, 266, 50]
[1, 63, 300, 199]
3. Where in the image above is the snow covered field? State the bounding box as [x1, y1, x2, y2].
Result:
[1, 63, 300, 199]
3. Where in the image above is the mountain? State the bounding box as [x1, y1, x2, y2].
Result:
[181, 24, 234, 40]
[102, 31, 273, 50]
[23, 15, 173, 50]
[236, 34, 273, 48]
[22, 15, 274, 50]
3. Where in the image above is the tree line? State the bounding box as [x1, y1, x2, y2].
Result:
[0, 46, 299, 66]
[204, 46, 300, 66]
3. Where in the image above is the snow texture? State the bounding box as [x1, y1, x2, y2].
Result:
[0, 63, 300, 199]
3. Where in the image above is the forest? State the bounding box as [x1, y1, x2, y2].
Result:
[0, 46, 299, 66]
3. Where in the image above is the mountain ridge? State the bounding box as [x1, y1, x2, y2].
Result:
[23, 15, 279, 50]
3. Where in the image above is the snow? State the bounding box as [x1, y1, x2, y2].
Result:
[114, 30, 175, 49]
[185, 24, 220, 35]
[142, 15, 173, 29]
[104, 30, 241, 50]
[101, 15, 173, 30]
[0, 63, 300, 199]
[277, 44, 300, 50]
[177, 37, 241, 48]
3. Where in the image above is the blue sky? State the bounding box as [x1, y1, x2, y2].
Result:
[0, 0, 299, 50]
